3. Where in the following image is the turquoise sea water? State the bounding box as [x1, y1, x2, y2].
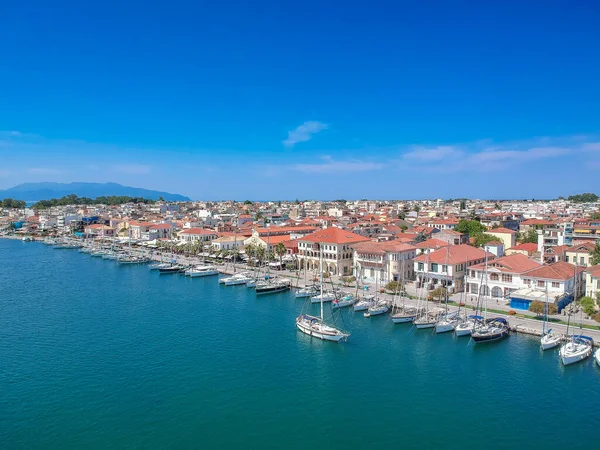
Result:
[1, 239, 598, 449]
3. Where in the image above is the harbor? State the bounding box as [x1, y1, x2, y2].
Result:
[2, 237, 599, 449]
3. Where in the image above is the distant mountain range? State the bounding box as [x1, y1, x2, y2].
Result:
[0, 182, 190, 202]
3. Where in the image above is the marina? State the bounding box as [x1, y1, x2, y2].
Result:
[2, 237, 599, 449]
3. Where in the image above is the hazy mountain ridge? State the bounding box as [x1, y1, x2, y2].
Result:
[0, 182, 190, 201]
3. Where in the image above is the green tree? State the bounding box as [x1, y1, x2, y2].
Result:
[568, 193, 599, 203]
[591, 212, 600, 220]
[275, 242, 286, 267]
[529, 301, 557, 316]
[518, 228, 538, 244]
[385, 280, 403, 292]
[590, 242, 600, 266]
[528, 301, 545, 316]
[455, 219, 486, 235]
[473, 233, 501, 247]
[460, 200, 467, 210]
[579, 296, 596, 317]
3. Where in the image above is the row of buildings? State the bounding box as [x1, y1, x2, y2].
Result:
[2, 196, 600, 314]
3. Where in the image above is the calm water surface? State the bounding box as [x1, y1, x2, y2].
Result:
[1, 239, 598, 449]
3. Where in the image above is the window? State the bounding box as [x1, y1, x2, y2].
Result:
[565, 255, 569, 262]
[502, 274, 513, 283]
[442, 265, 448, 273]
[523, 279, 531, 285]
[470, 270, 475, 277]
[552, 282, 559, 288]
[580, 256, 584, 265]
[537, 280, 545, 288]
[597, 280, 600, 289]
[431, 263, 439, 272]
[490, 273, 499, 281]
[418, 262, 424, 271]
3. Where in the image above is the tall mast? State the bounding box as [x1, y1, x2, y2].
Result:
[233, 229, 237, 274]
[319, 242, 324, 321]
[484, 251, 489, 320]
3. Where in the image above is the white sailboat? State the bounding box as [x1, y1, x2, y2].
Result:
[364, 273, 390, 317]
[414, 251, 438, 329]
[594, 347, 600, 368]
[559, 301, 593, 365]
[435, 247, 459, 333]
[540, 286, 561, 350]
[296, 242, 349, 342]
[455, 256, 482, 336]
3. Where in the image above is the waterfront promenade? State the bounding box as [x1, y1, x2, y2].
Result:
[132, 246, 600, 344]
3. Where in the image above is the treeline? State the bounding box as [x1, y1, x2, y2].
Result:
[33, 194, 155, 209]
[567, 193, 598, 203]
[0, 198, 27, 209]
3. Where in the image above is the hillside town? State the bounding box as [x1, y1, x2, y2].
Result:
[2, 196, 600, 322]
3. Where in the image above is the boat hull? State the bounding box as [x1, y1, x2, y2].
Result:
[415, 322, 436, 329]
[471, 330, 509, 343]
[435, 323, 456, 334]
[540, 334, 561, 351]
[295, 317, 347, 342]
[391, 315, 416, 323]
[454, 325, 473, 337]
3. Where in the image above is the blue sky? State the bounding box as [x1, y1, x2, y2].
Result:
[1, 1, 599, 200]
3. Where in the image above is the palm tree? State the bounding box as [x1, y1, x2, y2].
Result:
[275, 242, 286, 269]
[256, 245, 266, 267]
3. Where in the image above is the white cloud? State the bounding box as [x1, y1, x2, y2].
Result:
[402, 145, 463, 162]
[292, 156, 383, 174]
[282, 121, 328, 148]
[400, 136, 598, 172]
[112, 164, 152, 174]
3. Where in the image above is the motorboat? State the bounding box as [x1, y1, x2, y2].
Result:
[225, 274, 253, 285]
[471, 318, 510, 343]
[559, 335, 593, 366]
[188, 265, 219, 277]
[594, 347, 600, 368]
[158, 264, 184, 273]
[149, 262, 171, 270]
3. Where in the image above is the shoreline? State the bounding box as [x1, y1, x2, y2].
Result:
[10, 237, 600, 346]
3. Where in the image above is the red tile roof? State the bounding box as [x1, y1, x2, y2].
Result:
[565, 242, 596, 253]
[470, 253, 541, 273]
[510, 242, 538, 252]
[586, 265, 600, 277]
[352, 241, 416, 255]
[414, 238, 449, 250]
[489, 227, 517, 234]
[414, 244, 493, 264]
[300, 227, 370, 245]
[522, 261, 585, 280]
[180, 228, 218, 235]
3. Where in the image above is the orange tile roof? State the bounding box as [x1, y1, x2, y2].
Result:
[565, 242, 596, 253]
[510, 242, 538, 252]
[352, 241, 416, 255]
[180, 228, 218, 235]
[470, 253, 541, 273]
[523, 261, 585, 280]
[300, 227, 370, 245]
[414, 244, 493, 265]
[489, 227, 517, 234]
[414, 238, 449, 250]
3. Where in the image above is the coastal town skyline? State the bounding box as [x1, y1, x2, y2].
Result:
[2, 2, 600, 199]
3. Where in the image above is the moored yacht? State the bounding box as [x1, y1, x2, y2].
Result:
[559, 335, 593, 366]
[364, 298, 391, 317]
[471, 318, 510, 343]
[594, 347, 600, 368]
[295, 285, 319, 298]
[188, 265, 219, 277]
[454, 315, 483, 337]
[332, 294, 356, 309]
[435, 312, 460, 334]
[540, 330, 562, 351]
[310, 291, 335, 304]
[353, 294, 375, 312]
[256, 278, 291, 295]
